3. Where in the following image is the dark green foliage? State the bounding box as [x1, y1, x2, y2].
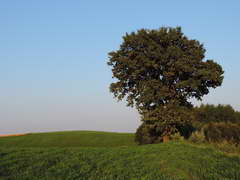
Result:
[191, 104, 240, 145]
[108, 27, 224, 110]
[135, 123, 194, 145]
[194, 104, 240, 129]
[236, 111, 240, 121]
[135, 106, 195, 144]
[203, 122, 240, 144]
[135, 122, 162, 144]
[108, 27, 224, 144]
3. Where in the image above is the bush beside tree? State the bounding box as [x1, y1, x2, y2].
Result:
[202, 122, 240, 144]
[191, 104, 240, 144]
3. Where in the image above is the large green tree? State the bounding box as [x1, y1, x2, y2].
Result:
[107, 27, 224, 144]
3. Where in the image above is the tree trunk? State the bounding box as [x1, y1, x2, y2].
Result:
[163, 135, 169, 143]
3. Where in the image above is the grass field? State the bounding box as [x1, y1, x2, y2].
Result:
[0, 131, 240, 180]
[0, 131, 135, 148]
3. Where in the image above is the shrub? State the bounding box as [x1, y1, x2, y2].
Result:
[203, 122, 240, 144]
[135, 120, 195, 145]
[176, 123, 196, 139]
[194, 104, 240, 127]
[189, 130, 206, 144]
[169, 132, 184, 141]
[135, 123, 162, 145]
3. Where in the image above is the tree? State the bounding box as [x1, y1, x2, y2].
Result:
[194, 104, 240, 128]
[107, 27, 224, 144]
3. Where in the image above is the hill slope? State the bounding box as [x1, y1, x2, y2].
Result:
[0, 131, 239, 179]
[0, 131, 135, 147]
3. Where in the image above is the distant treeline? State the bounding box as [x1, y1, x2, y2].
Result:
[194, 104, 240, 126]
[193, 104, 240, 144]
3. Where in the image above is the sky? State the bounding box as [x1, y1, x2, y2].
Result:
[0, 1, 240, 134]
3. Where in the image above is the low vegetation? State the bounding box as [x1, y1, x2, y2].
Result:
[0, 131, 240, 179]
[0, 131, 135, 148]
[191, 104, 240, 146]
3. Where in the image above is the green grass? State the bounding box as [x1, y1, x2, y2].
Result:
[0, 131, 240, 180]
[0, 131, 135, 148]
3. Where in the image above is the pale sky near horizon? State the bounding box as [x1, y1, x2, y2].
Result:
[1, 1, 240, 134]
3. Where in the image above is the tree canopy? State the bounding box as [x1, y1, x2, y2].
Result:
[107, 27, 224, 144]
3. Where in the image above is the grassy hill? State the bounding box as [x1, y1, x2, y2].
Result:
[0, 131, 135, 148]
[0, 131, 240, 180]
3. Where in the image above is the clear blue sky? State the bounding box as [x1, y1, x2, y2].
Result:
[1, 1, 239, 134]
